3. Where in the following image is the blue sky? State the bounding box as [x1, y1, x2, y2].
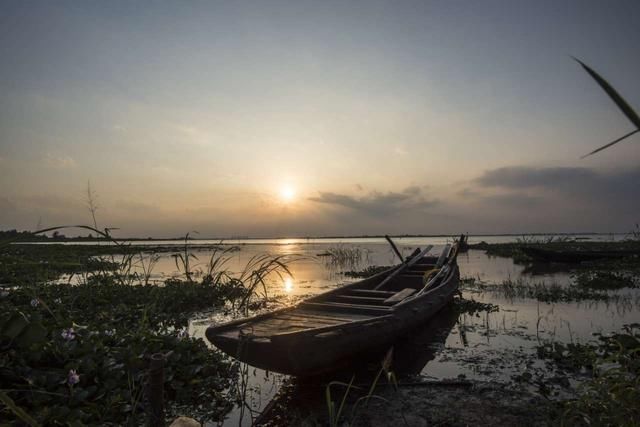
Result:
[1, 1, 639, 237]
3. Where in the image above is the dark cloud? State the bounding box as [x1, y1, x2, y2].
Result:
[468, 166, 640, 229]
[309, 189, 437, 217]
[456, 187, 476, 197]
[480, 193, 543, 209]
[476, 166, 598, 189]
[402, 185, 422, 196]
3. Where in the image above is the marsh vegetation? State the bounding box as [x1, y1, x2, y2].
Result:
[2, 233, 640, 425]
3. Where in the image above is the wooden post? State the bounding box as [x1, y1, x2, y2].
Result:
[384, 235, 405, 263]
[147, 353, 165, 427]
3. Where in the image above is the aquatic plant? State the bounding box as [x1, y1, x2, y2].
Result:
[536, 324, 640, 425]
[0, 225, 297, 424]
[461, 277, 618, 303]
[626, 223, 640, 242]
[171, 232, 199, 282]
[320, 244, 370, 270]
[573, 270, 638, 290]
[573, 58, 640, 158]
[0, 276, 237, 424]
[324, 348, 398, 426]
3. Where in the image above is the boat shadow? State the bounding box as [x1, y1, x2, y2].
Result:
[252, 307, 460, 424]
[296, 304, 459, 385]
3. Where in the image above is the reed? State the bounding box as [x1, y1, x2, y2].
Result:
[324, 348, 398, 426]
[321, 244, 370, 270]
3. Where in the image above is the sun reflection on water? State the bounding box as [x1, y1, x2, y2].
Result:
[283, 277, 294, 293]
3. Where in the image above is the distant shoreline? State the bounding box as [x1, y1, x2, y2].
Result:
[4, 231, 627, 243]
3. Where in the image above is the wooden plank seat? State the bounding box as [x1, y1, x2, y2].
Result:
[348, 289, 395, 296]
[383, 288, 417, 304]
[332, 295, 387, 304]
[300, 301, 392, 316]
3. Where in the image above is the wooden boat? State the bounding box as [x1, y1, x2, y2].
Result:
[206, 239, 462, 376]
[521, 246, 638, 263]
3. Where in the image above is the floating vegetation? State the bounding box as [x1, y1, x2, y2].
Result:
[0, 280, 236, 425]
[453, 295, 499, 316]
[469, 239, 640, 266]
[536, 324, 640, 425]
[573, 270, 638, 290]
[319, 245, 371, 270]
[0, 226, 295, 425]
[460, 277, 639, 304]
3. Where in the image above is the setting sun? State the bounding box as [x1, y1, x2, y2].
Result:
[280, 185, 296, 202]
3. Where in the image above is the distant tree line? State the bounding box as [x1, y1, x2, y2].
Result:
[0, 229, 100, 242]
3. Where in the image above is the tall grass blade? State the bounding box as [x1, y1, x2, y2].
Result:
[573, 57, 640, 128]
[0, 391, 40, 427]
[580, 128, 640, 159]
[573, 57, 640, 158]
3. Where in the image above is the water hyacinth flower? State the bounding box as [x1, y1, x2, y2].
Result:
[61, 328, 76, 341]
[67, 369, 80, 386]
[54, 298, 62, 304]
[177, 327, 188, 340]
[104, 329, 116, 337]
[30, 298, 40, 307]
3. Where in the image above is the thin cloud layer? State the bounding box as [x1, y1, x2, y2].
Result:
[309, 186, 438, 217]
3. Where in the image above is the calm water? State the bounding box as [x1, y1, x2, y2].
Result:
[178, 239, 637, 426]
[43, 235, 640, 424]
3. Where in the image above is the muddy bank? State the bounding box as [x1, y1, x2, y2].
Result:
[257, 381, 555, 426]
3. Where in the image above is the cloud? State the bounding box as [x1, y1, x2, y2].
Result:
[475, 166, 597, 189]
[467, 166, 640, 227]
[394, 146, 408, 155]
[44, 154, 76, 169]
[309, 187, 437, 217]
[456, 187, 477, 197]
[480, 193, 543, 209]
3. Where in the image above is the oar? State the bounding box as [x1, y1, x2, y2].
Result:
[374, 245, 433, 290]
[385, 234, 405, 264]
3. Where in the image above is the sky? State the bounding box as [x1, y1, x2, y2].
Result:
[1, 0, 639, 238]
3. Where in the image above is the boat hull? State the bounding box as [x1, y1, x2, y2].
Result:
[208, 265, 460, 376]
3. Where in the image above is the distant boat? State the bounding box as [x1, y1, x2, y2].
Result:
[521, 246, 638, 263]
[206, 239, 462, 376]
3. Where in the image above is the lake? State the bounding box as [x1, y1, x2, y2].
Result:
[108, 235, 630, 426]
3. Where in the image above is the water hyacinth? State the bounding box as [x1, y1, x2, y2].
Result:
[67, 369, 80, 386]
[61, 328, 76, 341]
[30, 298, 39, 307]
[177, 327, 188, 340]
[54, 298, 62, 304]
[104, 329, 116, 336]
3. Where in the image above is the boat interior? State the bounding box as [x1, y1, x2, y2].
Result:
[299, 255, 445, 316]
[210, 246, 457, 339]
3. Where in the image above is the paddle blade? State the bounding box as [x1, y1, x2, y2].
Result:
[573, 57, 640, 129]
[581, 128, 640, 159]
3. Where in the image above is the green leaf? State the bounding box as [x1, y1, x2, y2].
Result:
[0, 391, 40, 426]
[1, 312, 29, 339]
[574, 57, 640, 158]
[574, 57, 640, 129]
[16, 322, 48, 347]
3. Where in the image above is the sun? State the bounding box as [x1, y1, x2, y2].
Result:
[280, 185, 296, 202]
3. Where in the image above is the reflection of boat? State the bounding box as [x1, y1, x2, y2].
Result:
[206, 240, 462, 376]
[388, 305, 459, 376]
[521, 246, 638, 263]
